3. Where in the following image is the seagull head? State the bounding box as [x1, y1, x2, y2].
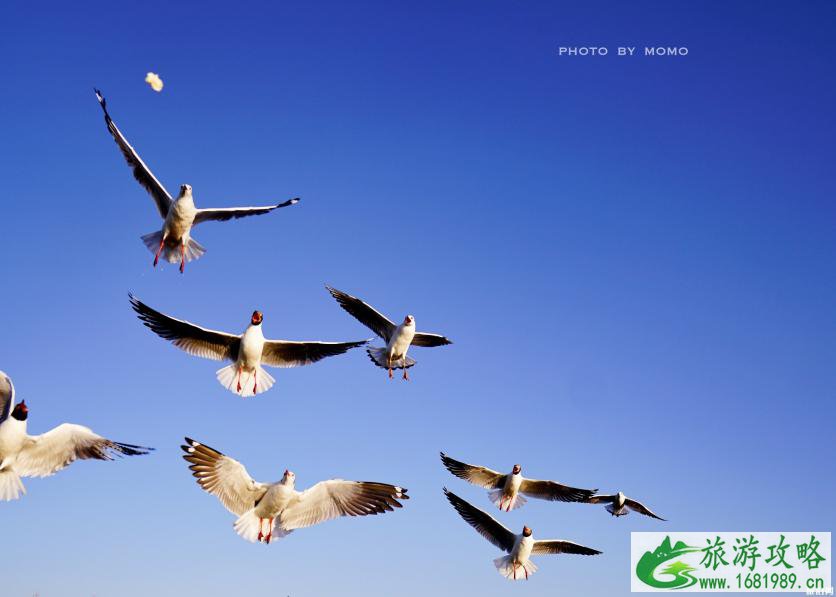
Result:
[251, 311, 263, 326]
[522, 526, 532, 537]
[512, 464, 521, 475]
[403, 315, 415, 326]
[11, 400, 28, 421]
[282, 469, 296, 485]
[180, 184, 192, 196]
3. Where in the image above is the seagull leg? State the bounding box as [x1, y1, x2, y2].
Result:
[499, 496, 504, 511]
[506, 497, 512, 512]
[264, 518, 274, 544]
[257, 518, 264, 542]
[236, 367, 242, 394]
[153, 238, 165, 267]
[524, 564, 529, 580]
[252, 370, 257, 395]
[388, 357, 393, 379]
[402, 367, 409, 381]
[179, 244, 186, 273]
[513, 562, 517, 580]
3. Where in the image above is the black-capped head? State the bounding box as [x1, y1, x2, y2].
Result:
[251, 311, 263, 326]
[522, 526, 532, 537]
[512, 464, 521, 475]
[11, 401, 28, 421]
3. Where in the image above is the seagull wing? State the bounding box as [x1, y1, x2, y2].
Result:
[129, 294, 240, 361]
[519, 478, 597, 503]
[443, 488, 516, 553]
[0, 371, 14, 424]
[625, 497, 666, 520]
[193, 198, 300, 225]
[260, 339, 368, 368]
[411, 332, 452, 347]
[531, 540, 602, 556]
[94, 89, 172, 219]
[585, 494, 617, 504]
[325, 286, 397, 342]
[439, 452, 506, 489]
[14, 424, 151, 478]
[279, 480, 408, 531]
[181, 438, 267, 516]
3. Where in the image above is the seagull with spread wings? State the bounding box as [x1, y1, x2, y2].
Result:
[443, 488, 601, 581]
[0, 371, 152, 501]
[325, 286, 451, 380]
[94, 89, 300, 273]
[129, 295, 368, 397]
[181, 437, 409, 543]
[586, 491, 666, 520]
[440, 452, 596, 512]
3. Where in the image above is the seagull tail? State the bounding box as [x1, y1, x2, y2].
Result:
[494, 556, 538, 581]
[488, 489, 527, 511]
[0, 468, 25, 501]
[140, 231, 206, 264]
[216, 365, 275, 398]
[366, 347, 416, 370]
[233, 509, 293, 543]
[606, 504, 628, 516]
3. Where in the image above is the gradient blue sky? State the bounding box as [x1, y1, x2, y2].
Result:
[1, 1, 834, 595]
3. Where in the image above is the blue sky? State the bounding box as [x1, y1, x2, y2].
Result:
[1, 1, 834, 595]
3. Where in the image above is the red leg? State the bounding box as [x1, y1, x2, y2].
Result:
[403, 367, 409, 381]
[524, 564, 529, 580]
[499, 496, 504, 511]
[506, 497, 512, 512]
[236, 368, 242, 393]
[257, 518, 263, 541]
[513, 562, 517, 580]
[252, 371, 257, 395]
[179, 244, 186, 273]
[153, 238, 165, 267]
[264, 518, 274, 544]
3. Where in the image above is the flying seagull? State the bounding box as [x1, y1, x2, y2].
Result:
[325, 285, 451, 380]
[0, 371, 152, 501]
[94, 89, 300, 273]
[586, 491, 666, 520]
[443, 488, 601, 581]
[440, 452, 596, 512]
[129, 295, 368, 397]
[181, 437, 409, 543]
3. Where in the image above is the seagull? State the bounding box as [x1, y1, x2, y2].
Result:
[440, 452, 596, 511]
[129, 295, 368, 397]
[443, 488, 601, 581]
[0, 371, 152, 501]
[94, 89, 300, 273]
[325, 286, 451, 380]
[181, 437, 409, 543]
[586, 491, 666, 520]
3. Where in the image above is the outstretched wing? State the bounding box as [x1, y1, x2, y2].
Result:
[279, 480, 408, 531]
[531, 540, 602, 556]
[443, 488, 516, 553]
[260, 339, 368, 368]
[0, 371, 14, 424]
[94, 89, 172, 219]
[129, 294, 240, 362]
[181, 437, 267, 516]
[15, 424, 151, 478]
[519, 478, 597, 503]
[325, 286, 397, 342]
[193, 198, 300, 225]
[411, 332, 452, 347]
[625, 497, 666, 520]
[440, 452, 506, 489]
[585, 494, 616, 505]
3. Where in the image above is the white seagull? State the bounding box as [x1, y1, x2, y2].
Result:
[181, 437, 409, 543]
[444, 488, 601, 581]
[94, 89, 300, 273]
[129, 295, 368, 397]
[326, 286, 451, 380]
[440, 452, 596, 511]
[0, 371, 152, 501]
[586, 491, 666, 520]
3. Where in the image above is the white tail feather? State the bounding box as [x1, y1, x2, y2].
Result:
[233, 509, 293, 543]
[0, 468, 25, 501]
[606, 504, 628, 516]
[140, 231, 206, 264]
[494, 556, 538, 581]
[488, 489, 527, 511]
[216, 365, 275, 398]
[366, 347, 416, 370]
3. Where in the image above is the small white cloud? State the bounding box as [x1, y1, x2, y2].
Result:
[145, 72, 164, 92]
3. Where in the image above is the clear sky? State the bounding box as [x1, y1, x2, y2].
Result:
[1, 1, 834, 595]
